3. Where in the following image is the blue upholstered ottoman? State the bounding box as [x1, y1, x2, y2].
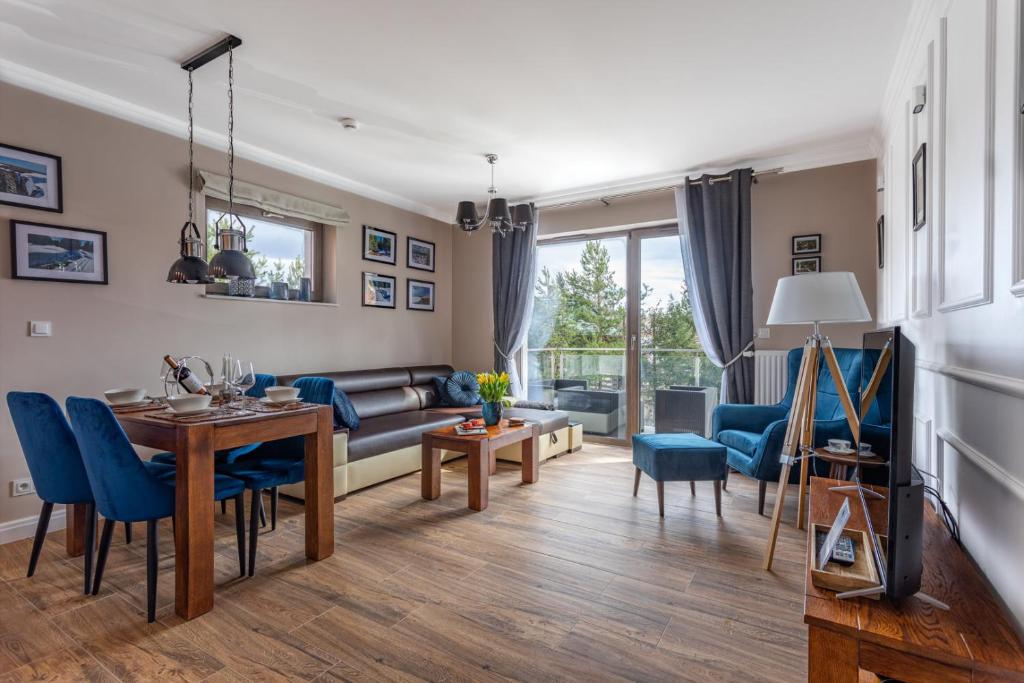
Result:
[631, 433, 727, 517]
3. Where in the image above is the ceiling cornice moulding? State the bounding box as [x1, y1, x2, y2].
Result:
[524, 135, 876, 211]
[0, 59, 450, 224]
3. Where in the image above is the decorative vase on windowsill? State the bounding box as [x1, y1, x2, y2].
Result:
[477, 371, 513, 427]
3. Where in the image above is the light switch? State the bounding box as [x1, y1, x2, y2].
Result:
[29, 321, 52, 337]
[758, 327, 771, 339]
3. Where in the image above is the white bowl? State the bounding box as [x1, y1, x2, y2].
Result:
[166, 394, 212, 413]
[104, 388, 146, 405]
[265, 386, 300, 403]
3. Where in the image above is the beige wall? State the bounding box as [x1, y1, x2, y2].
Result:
[0, 83, 452, 527]
[453, 160, 878, 371]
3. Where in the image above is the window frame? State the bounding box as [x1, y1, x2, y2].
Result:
[204, 196, 324, 301]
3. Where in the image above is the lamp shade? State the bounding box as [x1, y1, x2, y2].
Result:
[511, 203, 533, 227]
[486, 197, 511, 223]
[767, 272, 871, 325]
[455, 201, 479, 227]
[209, 248, 255, 279]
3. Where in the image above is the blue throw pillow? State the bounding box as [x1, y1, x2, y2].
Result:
[445, 370, 482, 407]
[333, 390, 360, 431]
[432, 376, 452, 406]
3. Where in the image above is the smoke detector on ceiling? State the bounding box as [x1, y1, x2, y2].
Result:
[339, 117, 359, 130]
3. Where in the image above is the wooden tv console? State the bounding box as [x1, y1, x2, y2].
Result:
[804, 477, 1024, 682]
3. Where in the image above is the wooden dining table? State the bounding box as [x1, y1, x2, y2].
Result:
[64, 399, 334, 620]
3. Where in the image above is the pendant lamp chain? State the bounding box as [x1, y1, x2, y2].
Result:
[187, 68, 194, 227]
[227, 43, 235, 221]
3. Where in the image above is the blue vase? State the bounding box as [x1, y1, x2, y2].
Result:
[481, 401, 503, 426]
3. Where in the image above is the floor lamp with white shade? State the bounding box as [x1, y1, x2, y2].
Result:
[761, 271, 871, 571]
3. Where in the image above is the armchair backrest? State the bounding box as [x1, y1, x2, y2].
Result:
[7, 391, 93, 505]
[779, 347, 864, 421]
[66, 397, 175, 521]
[860, 347, 893, 426]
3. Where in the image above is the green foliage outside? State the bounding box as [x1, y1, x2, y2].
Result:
[527, 240, 721, 428]
[206, 216, 305, 287]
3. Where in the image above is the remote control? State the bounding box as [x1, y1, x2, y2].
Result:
[831, 535, 856, 566]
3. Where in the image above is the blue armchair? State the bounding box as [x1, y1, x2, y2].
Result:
[712, 347, 863, 514]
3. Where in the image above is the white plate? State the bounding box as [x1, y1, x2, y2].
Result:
[108, 398, 152, 408]
[164, 407, 215, 418]
[260, 397, 298, 406]
[824, 447, 856, 455]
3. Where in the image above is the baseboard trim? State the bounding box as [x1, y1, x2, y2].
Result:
[917, 360, 1024, 400]
[0, 506, 67, 546]
[938, 428, 1024, 505]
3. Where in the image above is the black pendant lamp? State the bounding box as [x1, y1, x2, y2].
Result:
[207, 40, 255, 280]
[455, 154, 534, 237]
[167, 67, 213, 284]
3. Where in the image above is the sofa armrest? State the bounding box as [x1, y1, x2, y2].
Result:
[713, 403, 787, 437]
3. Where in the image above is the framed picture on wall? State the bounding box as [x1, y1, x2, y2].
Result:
[10, 220, 108, 284]
[407, 236, 435, 272]
[912, 143, 926, 231]
[792, 256, 821, 275]
[877, 215, 885, 269]
[362, 271, 396, 308]
[362, 225, 397, 265]
[0, 143, 63, 213]
[792, 233, 821, 255]
[406, 278, 435, 311]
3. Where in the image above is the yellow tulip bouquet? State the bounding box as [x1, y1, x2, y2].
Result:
[477, 371, 513, 425]
[476, 371, 513, 406]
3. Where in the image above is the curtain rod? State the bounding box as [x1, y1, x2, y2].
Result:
[540, 167, 783, 211]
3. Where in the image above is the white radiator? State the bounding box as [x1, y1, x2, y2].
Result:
[754, 350, 788, 405]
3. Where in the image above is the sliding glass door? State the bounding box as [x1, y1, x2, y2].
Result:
[526, 226, 719, 444]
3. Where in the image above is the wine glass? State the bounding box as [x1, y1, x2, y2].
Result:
[233, 360, 256, 407]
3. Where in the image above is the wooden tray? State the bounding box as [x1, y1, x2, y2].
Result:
[811, 523, 881, 597]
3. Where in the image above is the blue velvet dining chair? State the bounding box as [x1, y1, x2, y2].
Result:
[712, 347, 864, 514]
[7, 391, 104, 594]
[217, 376, 335, 575]
[65, 397, 248, 622]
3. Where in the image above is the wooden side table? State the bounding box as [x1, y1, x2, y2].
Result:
[421, 421, 540, 511]
[812, 447, 885, 481]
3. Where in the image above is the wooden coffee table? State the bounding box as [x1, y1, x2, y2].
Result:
[421, 420, 540, 511]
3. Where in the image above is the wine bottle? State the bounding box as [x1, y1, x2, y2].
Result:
[163, 355, 207, 395]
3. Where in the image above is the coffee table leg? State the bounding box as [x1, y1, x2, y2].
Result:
[421, 438, 441, 500]
[522, 430, 539, 484]
[468, 443, 489, 511]
[489, 448, 497, 475]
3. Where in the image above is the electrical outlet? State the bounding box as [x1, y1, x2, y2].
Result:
[758, 327, 771, 339]
[11, 478, 35, 497]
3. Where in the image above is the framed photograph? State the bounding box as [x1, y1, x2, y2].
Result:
[877, 215, 885, 269]
[362, 271, 396, 308]
[10, 220, 107, 284]
[792, 256, 821, 275]
[406, 278, 435, 311]
[0, 143, 63, 212]
[407, 236, 435, 272]
[362, 225, 397, 265]
[792, 233, 821, 255]
[912, 143, 926, 231]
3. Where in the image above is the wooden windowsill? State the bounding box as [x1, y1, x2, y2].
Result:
[200, 294, 338, 308]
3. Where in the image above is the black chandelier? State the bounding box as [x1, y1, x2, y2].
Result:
[167, 35, 254, 284]
[454, 154, 533, 237]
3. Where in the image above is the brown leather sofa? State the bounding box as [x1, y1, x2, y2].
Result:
[275, 364, 571, 499]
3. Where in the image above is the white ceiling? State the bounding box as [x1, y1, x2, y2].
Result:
[0, 0, 910, 221]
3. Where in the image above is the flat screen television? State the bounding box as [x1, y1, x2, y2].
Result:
[859, 326, 923, 603]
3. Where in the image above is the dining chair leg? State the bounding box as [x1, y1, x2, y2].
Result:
[91, 518, 115, 595]
[233, 494, 245, 577]
[124, 521, 132, 544]
[221, 499, 227, 515]
[27, 501, 54, 578]
[758, 480, 767, 516]
[258, 492, 267, 528]
[146, 519, 157, 623]
[248, 490, 260, 577]
[270, 487, 279, 531]
[83, 503, 96, 595]
[632, 468, 641, 497]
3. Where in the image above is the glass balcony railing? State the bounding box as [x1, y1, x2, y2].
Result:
[526, 347, 722, 436]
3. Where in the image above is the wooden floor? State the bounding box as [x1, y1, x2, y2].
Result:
[0, 443, 811, 682]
